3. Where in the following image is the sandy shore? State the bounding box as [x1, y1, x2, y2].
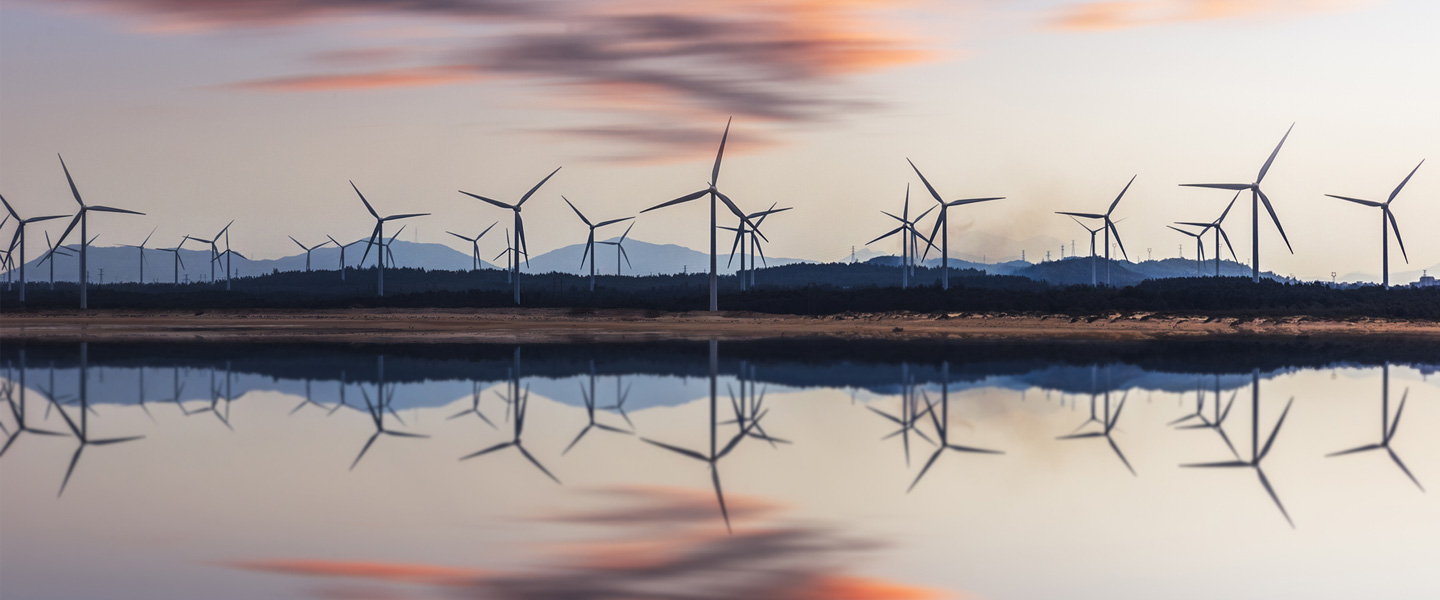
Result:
[2, 308, 1438, 344]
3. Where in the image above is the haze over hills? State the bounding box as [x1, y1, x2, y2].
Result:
[7, 236, 1434, 287]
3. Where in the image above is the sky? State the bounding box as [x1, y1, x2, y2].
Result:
[2, 0, 1437, 282]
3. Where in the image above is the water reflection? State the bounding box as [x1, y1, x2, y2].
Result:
[1, 338, 1438, 599]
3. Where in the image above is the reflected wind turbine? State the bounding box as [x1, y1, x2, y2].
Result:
[48, 344, 144, 497]
[1183, 369, 1296, 527]
[563, 360, 632, 454]
[908, 361, 1004, 493]
[1326, 364, 1422, 491]
[459, 348, 559, 483]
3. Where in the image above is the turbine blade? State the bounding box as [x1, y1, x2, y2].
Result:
[518, 167, 562, 207]
[351, 181, 379, 218]
[562, 196, 591, 226]
[1056, 211, 1104, 219]
[1108, 220, 1128, 261]
[1107, 175, 1136, 216]
[1256, 123, 1294, 184]
[947, 196, 1005, 207]
[58, 154, 85, 207]
[642, 189, 709, 213]
[1180, 183, 1251, 191]
[87, 206, 144, 215]
[866, 226, 904, 246]
[1256, 189, 1293, 254]
[907, 448, 944, 493]
[594, 216, 633, 228]
[1325, 194, 1381, 208]
[1387, 209, 1408, 263]
[382, 213, 428, 221]
[1255, 468, 1294, 528]
[711, 117, 731, 186]
[641, 438, 708, 462]
[1258, 398, 1294, 461]
[1387, 159, 1424, 204]
[907, 158, 945, 204]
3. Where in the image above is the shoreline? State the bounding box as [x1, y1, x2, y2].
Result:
[3, 308, 1438, 344]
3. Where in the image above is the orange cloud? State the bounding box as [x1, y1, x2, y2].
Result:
[1047, 0, 1360, 32]
[223, 66, 483, 92]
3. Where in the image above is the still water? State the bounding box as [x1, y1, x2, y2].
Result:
[1, 339, 1438, 599]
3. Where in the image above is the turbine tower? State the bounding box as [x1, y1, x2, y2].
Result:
[459, 167, 561, 305]
[597, 222, 635, 276]
[640, 118, 758, 312]
[352, 181, 428, 297]
[46, 155, 145, 309]
[1, 193, 67, 302]
[908, 159, 1004, 290]
[1181, 123, 1295, 283]
[1325, 160, 1423, 288]
[445, 222, 497, 272]
[563, 196, 632, 292]
[289, 236, 333, 272]
[1056, 175, 1133, 286]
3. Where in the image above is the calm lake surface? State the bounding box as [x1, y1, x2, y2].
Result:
[2, 339, 1438, 599]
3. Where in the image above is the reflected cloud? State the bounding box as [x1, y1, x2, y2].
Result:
[1046, 0, 1361, 32]
[223, 484, 949, 599]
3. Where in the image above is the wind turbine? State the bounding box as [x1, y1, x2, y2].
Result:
[867, 185, 935, 289]
[1, 350, 67, 458]
[213, 241, 245, 287]
[1057, 388, 1135, 476]
[908, 159, 1005, 290]
[458, 168, 561, 305]
[289, 236, 333, 272]
[1327, 364, 1422, 491]
[326, 235, 365, 280]
[563, 196, 632, 292]
[1, 193, 67, 302]
[640, 118, 759, 312]
[1056, 175, 1133, 286]
[1167, 225, 1206, 275]
[1183, 369, 1296, 527]
[156, 237, 187, 284]
[45, 155, 144, 308]
[1181, 123, 1296, 283]
[39, 231, 76, 289]
[352, 181, 428, 297]
[494, 229, 519, 284]
[597, 222, 635, 276]
[49, 343, 144, 496]
[445, 222, 497, 272]
[723, 203, 790, 291]
[1067, 216, 1103, 286]
[1325, 160, 1423, 288]
[1175, 192, 1240, 277]
[122, 227, 157, 284]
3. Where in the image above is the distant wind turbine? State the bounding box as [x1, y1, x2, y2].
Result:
[563, 196, 633, 292]
[1056, 175, 1134, 286]
[156, 239, 186, 284]
[908, 159, 1004, 290]
[122, 227, 157, 284]
[1181, 123, 1296, 283]
[1, 193, 67, 302]
[459, 168, 561, 305]
[494, 229, 519, 284]
[1167, 225, 1206, 275]
[1067, 216, 1102, 286]
[1325, 160, 1423, 289]
[723, 203, 790, 291]
[326, 235, 365, 280]
[1175, 192, 1241, 277]
[597, 222, 635, 276]
[45, 155, 144, 308]
[40, 231, 76, 289]
[289, 236, 333, 272]
[867, 184, 936, 289]
[640, 118, 759, 312]
[352, 181, 428, 297]
[445, 222, 498, 272]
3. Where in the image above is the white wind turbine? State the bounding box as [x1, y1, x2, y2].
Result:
[1325, 160, 1423, 288]
[908, 159, 1004, 290]
[563, 196, 633, 292]
[640, 118, 758, 311]
[459, 168, 561, 305]
[1181, 123, 1296, 283]
[45, 155, 145, 308]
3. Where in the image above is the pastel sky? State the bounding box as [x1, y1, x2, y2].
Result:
[2, 0, 1437, 282]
